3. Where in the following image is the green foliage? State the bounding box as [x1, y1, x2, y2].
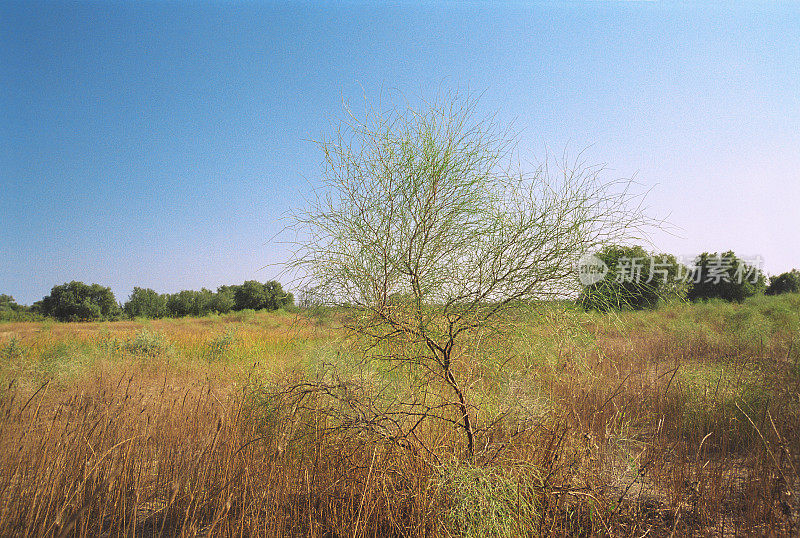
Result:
[0, 311, 43, 322]
[687, 251, 766, 303]
[290, 93, 652, 460]
[264, 281, 293, 310]
[191, 288, 215, 316]
[579, 245, 686, 311]
[233, 281, 266, 311]
[436, 463, 540, 537]
[163, 289, 214, 317]
[0, 294, 24, 313]
[123, 329, 171, 358]
[165, 290, 196, 317]
[677, 365, 773, 452]
[0, 295, 41, 321]
[233, 280, 293, 311]
[210, 286, 235, 313]
[37, 281, 121, 322]
[207, 328, 237, 361]
[123, 287, 167, 319]
[1, 336, 26, 362]
[158, 282, 293, 318]
[765, 269, 800, 296]
[22, 280, 293, 321]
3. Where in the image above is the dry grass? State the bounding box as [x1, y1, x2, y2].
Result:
[0, 297, 798, 536]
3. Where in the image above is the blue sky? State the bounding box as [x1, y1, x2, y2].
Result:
[2, 1, 798, 305]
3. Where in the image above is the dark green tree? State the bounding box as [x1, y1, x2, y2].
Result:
[165, 290, 215, 317]
[38, 281, 121, 321]
[264, 280, 293, 310]
[190, 288, 215, 317]
[0, 294, 33, 321]
[578, 245, 685, 311]
[211, 286, 236, 313]
[233, 280, 293, 311]
[233, 280, 267, 310]
[123, 287, 167, 319]
[765, 269, 800, 296]
[142, 283, 291, 318]
[165, 290, 196, 317]
[687, 251, 766, 303]
[0, 294, 24, 313]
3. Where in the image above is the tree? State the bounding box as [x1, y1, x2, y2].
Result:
[190, 288, 215, 317]
[687, 251, 766, 303]
[211, 286, 236, 313]
[165, 290, 196, 318]
[578, 245, 686, 311]
[264, 280, 293, 310]
[0, 294, 24, 313]
[765, 269, 800, 296]
[123, 287, 167, 319]
[289, 95, 652, 460]
[0, 294, 32, 321]
[233, 281, 268, 311]
[128, 283, 291, 319]
[38, 281, 120, 321]
[233, 280, 292, 311]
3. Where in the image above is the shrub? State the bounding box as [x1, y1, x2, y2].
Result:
[289, 93, 652, 460]
[0, 294, 24, 313]
[123, 287, 167, 319]
[207, 328, 237, 360]
[37, 281, 121, 321]
[687, 251, 766, 303]
[123, 329, 171, 358]
[1, 336, 25, 362]
[234, 280, 292, 311]
[0, 310, 43, 322]
[165, 290, 196, 317]
[578, 245, 686, 311]
[210, 286, 235, 313]
[765, 269, 800, 296]
[436, 463, 540, 537]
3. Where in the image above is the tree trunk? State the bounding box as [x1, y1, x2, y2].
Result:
[444, 363, 475, 460]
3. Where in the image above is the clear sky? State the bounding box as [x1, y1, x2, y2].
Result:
[2, 1, 798, 305]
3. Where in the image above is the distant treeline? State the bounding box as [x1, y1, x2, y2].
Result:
[2, 250, 799, 322]
[578, 247, 800, 311]
[0, 280, 294, 322]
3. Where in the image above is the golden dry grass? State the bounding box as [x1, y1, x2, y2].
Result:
[0, 298, 798, 536]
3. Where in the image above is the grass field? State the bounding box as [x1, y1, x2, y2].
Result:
[1, 295, 798, 536]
